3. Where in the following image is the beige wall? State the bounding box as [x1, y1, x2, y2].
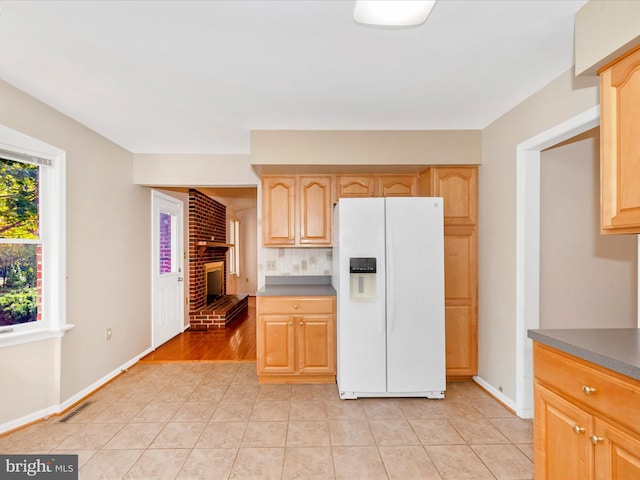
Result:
[479, 69, 599, 400]
[236, 206, 258, 295]
[0, 79, 150, 427]
[251, 130, 481, 171]
[575, 0, 640, 76]
[0, 339, 60, 428]
[540, 128, 637, 328]
[133, 153, 258, 187]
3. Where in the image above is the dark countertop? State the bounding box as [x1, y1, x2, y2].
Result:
[528, 328, 640, 381]
[256, 275, 336, 297]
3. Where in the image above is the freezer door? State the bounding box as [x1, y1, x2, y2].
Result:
[335, 198, 387, 395]
[385, 197, 446, 393]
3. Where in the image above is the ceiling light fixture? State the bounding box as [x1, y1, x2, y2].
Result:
[353, 0, 437, 28]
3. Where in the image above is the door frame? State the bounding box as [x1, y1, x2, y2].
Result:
[151, 189, 185, 349]
[514, 105, 600, 418]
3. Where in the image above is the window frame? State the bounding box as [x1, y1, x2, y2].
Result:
[0, 125, 70, 348]
[228, 218, 240, 277]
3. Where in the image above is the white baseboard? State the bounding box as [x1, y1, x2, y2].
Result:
[472, 375, 519, 415]
[0, 347, 154, 435]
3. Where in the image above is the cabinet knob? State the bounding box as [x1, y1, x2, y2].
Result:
[288, 322, 292, 326]
[299, 321, 304, 325]
[572, 425, 586, 435]
[293, 304, 299, 309]
[582, 385, 597, 395]
[590, 435, 604, 445]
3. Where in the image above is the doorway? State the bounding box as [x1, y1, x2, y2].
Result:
[515, 106, 600, 418]
[151, 190, 185, 348]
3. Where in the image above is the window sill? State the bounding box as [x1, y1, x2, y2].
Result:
[0, 324, 75, 349]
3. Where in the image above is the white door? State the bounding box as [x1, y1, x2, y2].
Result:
[385, 197, 445, 393]
[152, 190, 184, 348]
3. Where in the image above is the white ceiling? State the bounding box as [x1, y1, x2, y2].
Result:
[0, 0, 587, 154]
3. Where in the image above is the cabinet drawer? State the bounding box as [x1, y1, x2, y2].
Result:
[534, 343, 640, 434]
[257, 296, 335, 314]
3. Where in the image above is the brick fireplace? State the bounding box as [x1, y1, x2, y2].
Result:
[188, 189, 248, 329]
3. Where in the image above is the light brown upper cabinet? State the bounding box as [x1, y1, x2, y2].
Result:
[600, 46, 640, 234]
[335, 174, 417, 198]
[262, 175, 332, 247]
[419, 167, 477, 225]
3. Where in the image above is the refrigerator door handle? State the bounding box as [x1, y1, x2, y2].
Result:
[387, 229, 395, 335]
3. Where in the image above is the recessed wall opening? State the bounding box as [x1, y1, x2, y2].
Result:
[204, 261, 224, 303]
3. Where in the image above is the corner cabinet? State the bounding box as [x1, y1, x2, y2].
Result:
[262, 175, 332, 247]
[600, 45, 640, 234]
[533, 342, 640, 479]
[257, 296, 336, 384]
[419, 166, 478, 378]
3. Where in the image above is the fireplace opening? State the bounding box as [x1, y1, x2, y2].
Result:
[204, 261, 224, 303]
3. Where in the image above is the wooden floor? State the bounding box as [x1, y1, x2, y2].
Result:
[140, 296, 256, 363]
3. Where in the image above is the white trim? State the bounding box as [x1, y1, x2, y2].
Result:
[0, 325, 74, 349]
[515, 105, 600, 418]
[57, 347, 153, 412]
[0, 347, 153, 435]
[473, 375, 516, 412]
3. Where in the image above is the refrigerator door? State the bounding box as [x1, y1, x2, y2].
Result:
[385, 197, 446, 393]
[335, 198, 387, 396]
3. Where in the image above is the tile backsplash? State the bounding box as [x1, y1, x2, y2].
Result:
[258, 248, 333, 280]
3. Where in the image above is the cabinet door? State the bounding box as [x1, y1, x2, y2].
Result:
[534, 384, 593, 480]
[594, 418, 640, 480]
[376, 175, 417, 197]
[336, 175, 375, 198]
[444, 306, 474, 375]
[444, 226, 477, 377]
[299, 176, 332, 245]
[429, 167, 477, 225]
[257, 315, 295, 374]
[262, 176, 296, 246]
[297, 314, 335, 374]
[600, 46, 640, 234]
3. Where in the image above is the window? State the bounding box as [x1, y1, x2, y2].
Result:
[0, 158, 40, 326]
[0, 125, 67, 347]
[158, 212, 174, 274]
[228, 218, 240, 276]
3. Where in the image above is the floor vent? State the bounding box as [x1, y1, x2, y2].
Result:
[58, 401, 92, 423]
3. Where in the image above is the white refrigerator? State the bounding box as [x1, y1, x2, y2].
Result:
[332, 197, 445, 399]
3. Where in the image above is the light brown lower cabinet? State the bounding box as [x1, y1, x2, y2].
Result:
[533, 342, 640, 479]
[257, 296, 336, 384]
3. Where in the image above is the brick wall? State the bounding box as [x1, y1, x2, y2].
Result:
[188, 189, 226, 326]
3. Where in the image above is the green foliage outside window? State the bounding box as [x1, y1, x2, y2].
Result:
[0, 158, 39, 325]
[0, 158, 39, 239]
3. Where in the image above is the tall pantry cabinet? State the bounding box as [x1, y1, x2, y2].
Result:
[419, 166, 478, 378]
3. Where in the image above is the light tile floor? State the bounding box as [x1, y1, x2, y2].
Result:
[0, 363, 534, 479]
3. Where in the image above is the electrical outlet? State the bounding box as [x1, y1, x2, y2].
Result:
[266, 260, 276, 271]
[106, 328, 112, 341]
